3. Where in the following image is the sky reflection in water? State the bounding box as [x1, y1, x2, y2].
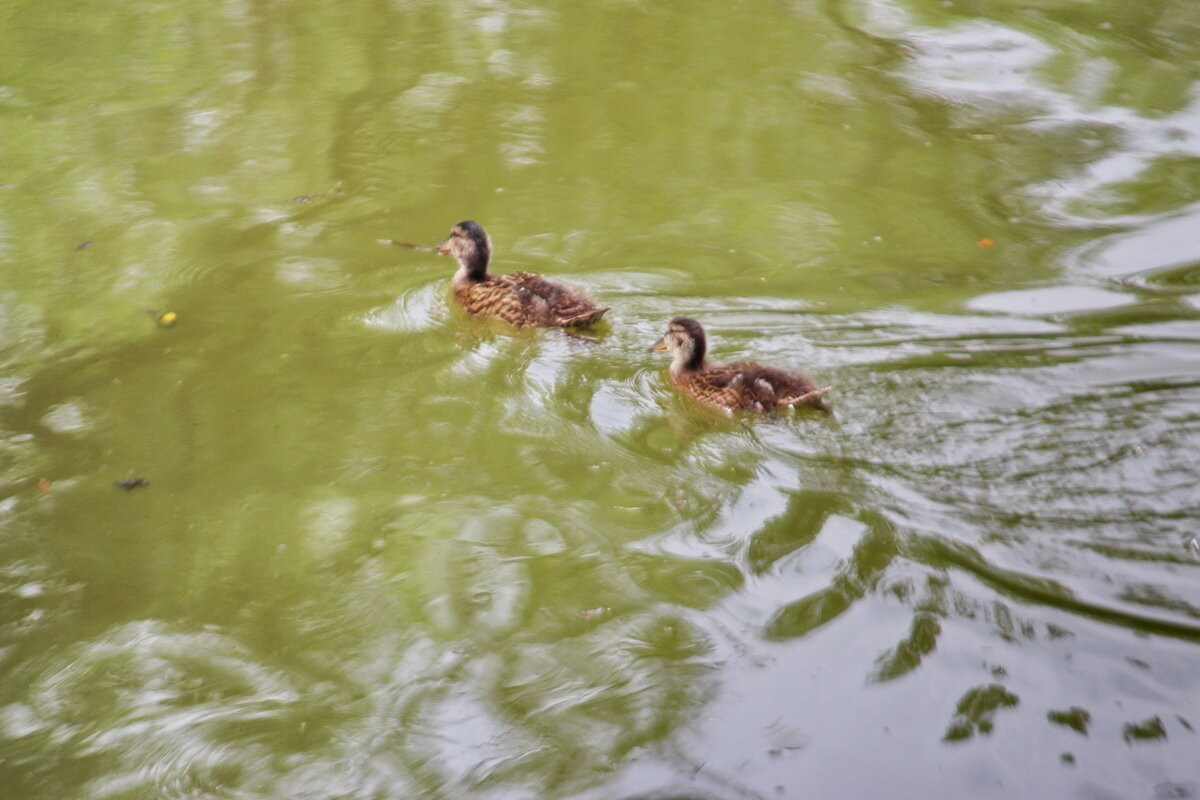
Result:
[1, 0, 1199, 798]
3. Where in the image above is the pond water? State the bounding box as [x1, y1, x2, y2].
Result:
[2, 1, 1199, 798]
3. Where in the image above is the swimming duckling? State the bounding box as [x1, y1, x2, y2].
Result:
[436, 221, 610, 328]
[651, 317, 832, 413]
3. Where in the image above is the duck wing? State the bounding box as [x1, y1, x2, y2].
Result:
[724, 361, 831, 412]
[678, 366, 761, 411]
[504, 272, 610, 327]
[456, 272, 608, 328]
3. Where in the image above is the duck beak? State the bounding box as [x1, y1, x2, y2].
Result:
[436, 239, 452, 255]
[650, 337, 668, 352]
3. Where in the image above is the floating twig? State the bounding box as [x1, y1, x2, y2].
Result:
[378, 239, 434, 251]
[291, 181, 345, 203]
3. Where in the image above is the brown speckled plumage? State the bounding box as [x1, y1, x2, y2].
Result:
[651, 317, 832, 414]
[438, 221, 609, 328]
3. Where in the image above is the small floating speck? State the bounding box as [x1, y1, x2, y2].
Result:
[115, 478, 149, 491]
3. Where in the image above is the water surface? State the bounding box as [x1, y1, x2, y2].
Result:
[1, 1, 1199, 798]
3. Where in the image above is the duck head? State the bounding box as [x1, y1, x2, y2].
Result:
[651, 316, 708, 373]
[437, 220, 492, 281]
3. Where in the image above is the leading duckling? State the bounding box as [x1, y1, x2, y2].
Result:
[436, 221, 610, 328]
[651, 317, 832, 414]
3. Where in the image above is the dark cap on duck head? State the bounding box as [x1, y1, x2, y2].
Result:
[455, 221, 487, 239]
[651, 316, 708, 370]
[652, 317, 705, 347]
[438, 220, 475, 249]
[668, 317, 705, 339]
[437, 220, 493, 280]
[437, 220, 491, 257]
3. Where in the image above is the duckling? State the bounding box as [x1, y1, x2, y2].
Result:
[651, 317, 832, 413]
[436, 221, 610, 328]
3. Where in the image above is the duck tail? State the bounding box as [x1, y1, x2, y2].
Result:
[782, 385, 834, 409]
[560, 305, 610, 328]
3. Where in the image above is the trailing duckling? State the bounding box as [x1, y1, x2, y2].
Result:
[437, 221, 609, 328]
[651, 317, 832, 414]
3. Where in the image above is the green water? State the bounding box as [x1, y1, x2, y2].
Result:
[2, 1, 1199, 798]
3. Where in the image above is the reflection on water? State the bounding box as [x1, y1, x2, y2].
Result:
[2, 0, 1200, 797]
